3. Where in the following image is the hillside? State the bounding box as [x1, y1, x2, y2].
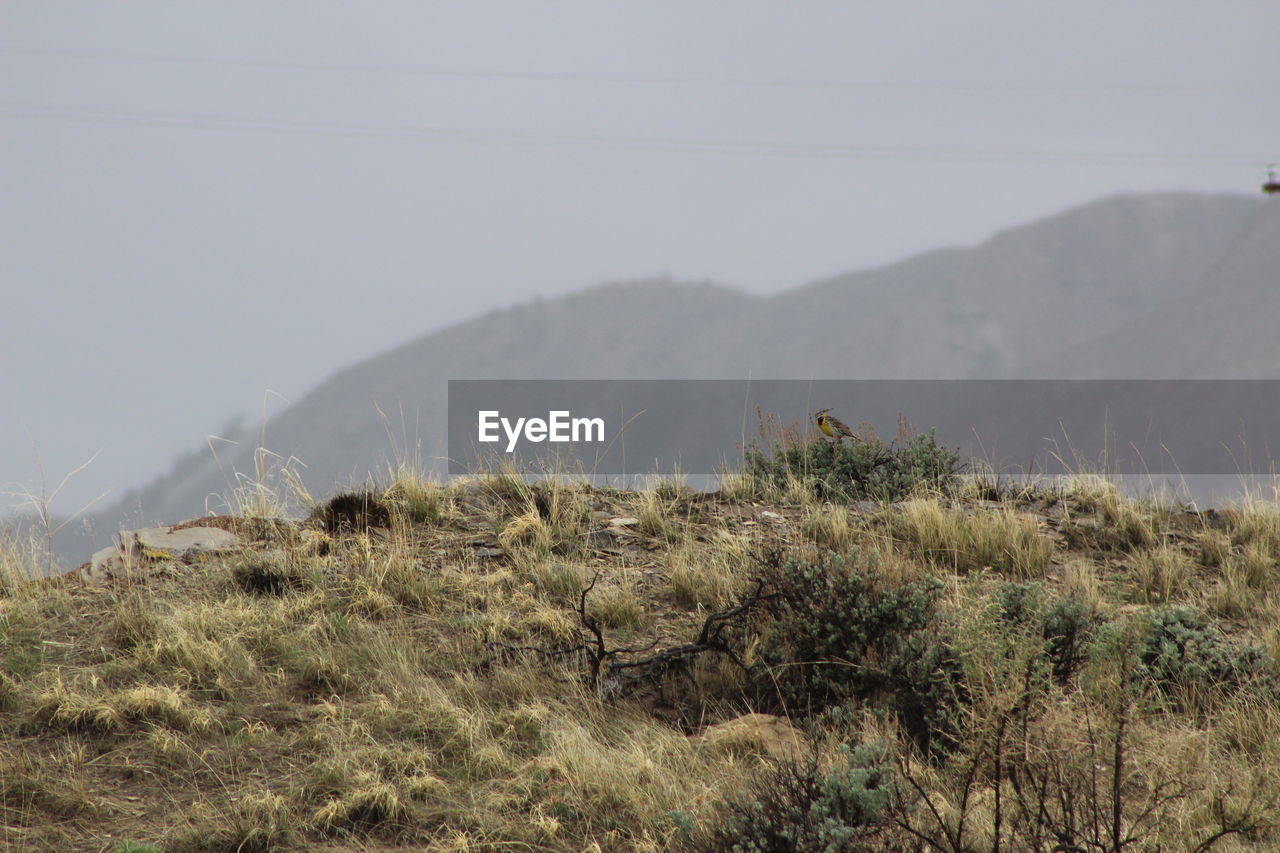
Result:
[751, 192, 1265, 379]
[4, 454, 1280, 851]
[83, 192, 1275, 557]
[1024, 196, 1280, 378]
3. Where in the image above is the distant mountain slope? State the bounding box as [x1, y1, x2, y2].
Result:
[1024, 196, 1280, 378]
[745, 192, 1263, 378]
[88, 191, 1273, 554]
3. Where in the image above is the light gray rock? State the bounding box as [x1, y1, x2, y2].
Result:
[132, 526, 239, 559]
[87, 545, 127, 578]
[78, 524, 239, 583]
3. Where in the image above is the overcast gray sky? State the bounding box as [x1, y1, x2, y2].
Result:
[3, 2, 1278, 514]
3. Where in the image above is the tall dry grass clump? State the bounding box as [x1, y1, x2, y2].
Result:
[891, 499, 1053, 577]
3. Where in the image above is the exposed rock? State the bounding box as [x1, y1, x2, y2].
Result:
[587, 528, 620, 546]
[609, 517, 640, 527]
[88, 545, 127, 578]
[134, 526, 239, 559]
[78, 524, 241, 584]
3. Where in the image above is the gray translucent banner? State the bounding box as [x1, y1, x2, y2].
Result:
[446, 380, 1280, 477]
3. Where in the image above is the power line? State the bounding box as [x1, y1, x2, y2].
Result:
[1, 44, 1274, 96]
[1, 101, 1266, 168]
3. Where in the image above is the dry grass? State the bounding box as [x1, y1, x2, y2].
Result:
[1194, 504, 1279, 620]
[3, 477, 1280, 851]
[585, 572, 651, 633]
[0, 530, 42, 594]
[220, 445, 313, 520]
[383, 474, 457, 527]
[716, 469, 759, 503]
[1196, 527, 1231, 569]
[719, 463, 821, 508]
[800, 502, 858, 552]
[667, 534, 750, 610]
[1228, 498, 1280, 554]
[1101, 498, 1159, 551]
[1062, 557, 1104, 612]
[890, 499, 1054, 577]
[1130, 544, 1192, 604]
[626, 487, 690, 543]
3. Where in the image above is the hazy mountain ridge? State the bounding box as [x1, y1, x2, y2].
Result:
[751, 192, 1263, 378]
[1026, 196, 1280, 378]
[87, 191, 1275, 558]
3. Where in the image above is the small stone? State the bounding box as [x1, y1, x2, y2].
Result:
[609, 517, 640, 527]
[473, 547, 505, 559]
[760, 511, 784, 522]
[587, 529, 619, 548]
[87, 545, 126, 578]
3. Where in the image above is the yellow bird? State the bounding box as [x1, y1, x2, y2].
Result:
[815, 408, 857, 441]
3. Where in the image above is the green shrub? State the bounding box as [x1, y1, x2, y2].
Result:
[743, 430, 959, 502]
[1139, 607, 1277, 703]
[1042, 595, 1101, 684]
[754, 550, 962, 754]
[998, 582, 1101, 684]
[996, 580, 1045, 626]
[706, 743, 892, 853]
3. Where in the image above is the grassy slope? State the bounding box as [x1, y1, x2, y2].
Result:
[3, 468, 1280, 852]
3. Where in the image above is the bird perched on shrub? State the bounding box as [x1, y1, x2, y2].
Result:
[815, 408, 858, 441]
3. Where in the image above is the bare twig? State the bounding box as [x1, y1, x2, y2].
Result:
[3, 449, 109, 575]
